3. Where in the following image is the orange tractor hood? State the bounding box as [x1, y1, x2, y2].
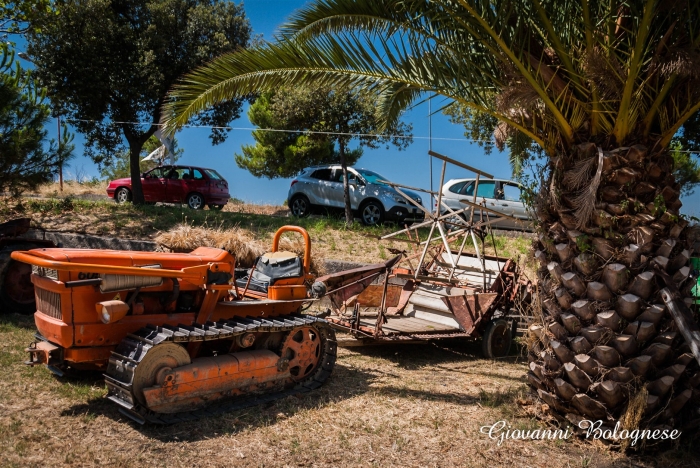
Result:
[24, 247, 233, 269]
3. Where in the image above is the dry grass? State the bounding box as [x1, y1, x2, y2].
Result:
[0, 196, 533, 270]
[32, 181, 109, 199]
[155, 224, 266, 267]
[225, 201, 289, 217]
[155, 224, 325, 275]
[5, 314, 693, 468]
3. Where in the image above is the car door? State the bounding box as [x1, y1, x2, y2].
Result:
[165, 167, 191, 203]
[347, 169, 366, 210]
[440, 180, 471, 215]
[462, 180, 497, 224]
[496, 182, 531, 230]
[187, 168, 210, 201]
[141, 167, 167, 202]
[326, 168, 346, 208]
[304, 168, 332, 205]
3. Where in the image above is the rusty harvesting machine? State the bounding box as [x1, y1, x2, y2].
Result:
[15, 226, 394, 424]
[321, 151, 534, 355]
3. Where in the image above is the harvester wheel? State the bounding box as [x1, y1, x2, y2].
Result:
[481, 318, 512, 359]
[131, 342, 191, 407]
[0, 243, 40, 314]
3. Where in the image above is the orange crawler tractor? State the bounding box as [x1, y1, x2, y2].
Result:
[14, 226, 390, 424]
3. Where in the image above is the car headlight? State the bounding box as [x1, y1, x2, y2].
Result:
[416, 197, 422, 204]
[392, 195, 406, 204]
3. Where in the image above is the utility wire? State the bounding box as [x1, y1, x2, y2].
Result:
[64, 118, 700, 154]
[65, 118, 499, 144]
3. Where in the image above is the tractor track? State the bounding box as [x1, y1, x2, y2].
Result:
[104, 313, 336, 424]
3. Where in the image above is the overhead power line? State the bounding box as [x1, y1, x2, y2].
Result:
[64, 118, 700, 154]
[65, 118, 501, 144]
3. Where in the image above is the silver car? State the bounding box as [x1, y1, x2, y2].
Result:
[437, 178, 532, 230]
[287, 165, 425, 226]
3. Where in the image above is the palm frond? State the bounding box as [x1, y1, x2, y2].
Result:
[162, 0, 700, 159]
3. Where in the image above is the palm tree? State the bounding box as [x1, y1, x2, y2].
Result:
[163, 0, 700, 434]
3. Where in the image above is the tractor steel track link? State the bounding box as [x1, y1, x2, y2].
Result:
[104, 313, 337, 424]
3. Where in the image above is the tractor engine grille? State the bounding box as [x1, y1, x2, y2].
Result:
[32, 265, 58, 280]
[35, 287, 62, 320]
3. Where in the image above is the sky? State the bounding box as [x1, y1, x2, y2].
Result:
[28, 0, 700, 215]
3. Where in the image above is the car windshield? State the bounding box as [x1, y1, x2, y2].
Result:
[204, 169, 223, 180]
[355, 169, 390, 186]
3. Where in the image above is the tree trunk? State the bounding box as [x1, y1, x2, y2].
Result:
[124, 128, 155, 205]
[339, 140, 353, 226]
[128, 141, 145, 204]
[528, 143, 699, 434]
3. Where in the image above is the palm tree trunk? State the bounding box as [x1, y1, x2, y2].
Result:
[339, 140, 353, 226]
[528, 142, 698, 436]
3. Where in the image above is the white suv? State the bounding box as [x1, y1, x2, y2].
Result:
[287, 165, 425, 226]
[438, 178, 532, 231]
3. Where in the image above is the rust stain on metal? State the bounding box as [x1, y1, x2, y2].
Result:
[442, 293, 498, 334]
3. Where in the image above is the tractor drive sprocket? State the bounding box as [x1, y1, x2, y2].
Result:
[104, 314, 337, 424]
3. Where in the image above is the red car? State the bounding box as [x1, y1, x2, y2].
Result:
[106, 165, 230, 210]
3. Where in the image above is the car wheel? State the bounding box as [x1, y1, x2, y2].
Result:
[441, 213, 466, 232]
[187, 193, 205, 210]
[208, 204, 225, 211]
[360, 201, 384, 226]
[115, 187, 132, 204]
[290, 195, 310, 218]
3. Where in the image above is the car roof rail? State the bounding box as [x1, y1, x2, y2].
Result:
[299, 164, 331, 172]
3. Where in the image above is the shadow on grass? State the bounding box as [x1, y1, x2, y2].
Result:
[343, 339, 526, 372]
[0, 313, 38, 330]
[60, 362, 380, 442]
[59, 355, 517, 444]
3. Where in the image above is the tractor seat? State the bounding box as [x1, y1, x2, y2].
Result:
[234, 251, 304, 294]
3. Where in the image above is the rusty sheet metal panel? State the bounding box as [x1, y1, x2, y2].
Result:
[317, 256, 400, 310]
[441, 293, 498, 334]
[387, 280, 416, 315]
[350, 283, 402, 308]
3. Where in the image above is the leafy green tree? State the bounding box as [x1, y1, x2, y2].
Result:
[669, 111, 700, 196]
[0, 0, 51, 37]
[163, 0, 700, 430]
[236, 89, 345, 179]
[99, 135, 183, 181]
[0, 46, 73, 196]
[25, 0, 251, 204]
[237, 85, 411, 224]
[670, 143, 700, 197]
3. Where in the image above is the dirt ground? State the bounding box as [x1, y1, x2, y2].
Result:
[1, 187, 695, 466]
[1, 314, 696, 468]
